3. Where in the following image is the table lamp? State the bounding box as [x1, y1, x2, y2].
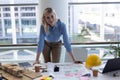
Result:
[85, 54, 102, 69]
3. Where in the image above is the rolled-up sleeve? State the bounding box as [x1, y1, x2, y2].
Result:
[61, 23, 72, 52]
[37, 25, 45, 53]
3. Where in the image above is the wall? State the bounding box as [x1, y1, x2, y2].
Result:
[39, 0, 68, 28]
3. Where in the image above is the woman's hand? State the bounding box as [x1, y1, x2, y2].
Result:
[69, 52, 83, 64]
[74, 61, 83, 64]
[33, 60, 40, 65]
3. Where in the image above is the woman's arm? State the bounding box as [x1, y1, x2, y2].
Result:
[33, 25, 45, 65]
[69, 51, 83, 64]
[60, 21, 82, 64]
[33, 52, 40, 65]
[36, 52, 40, 63]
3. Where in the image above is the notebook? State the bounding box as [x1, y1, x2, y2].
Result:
[99, 58, 120, 73]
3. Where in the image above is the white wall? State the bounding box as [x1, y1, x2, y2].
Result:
[39, 0, 68, 27]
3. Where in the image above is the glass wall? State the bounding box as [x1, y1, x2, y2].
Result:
[0, 0, 120, 63]
[0, 0, 39, 44]
[1, 0, 120, 44]
[68, 0, 120, 43]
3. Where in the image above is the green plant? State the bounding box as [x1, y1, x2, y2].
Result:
[103, 44, 120, 58]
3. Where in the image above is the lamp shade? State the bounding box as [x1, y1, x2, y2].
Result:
[85, 54, 101, 68]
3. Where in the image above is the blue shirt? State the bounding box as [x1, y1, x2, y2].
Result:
[37, 20, 72, 53]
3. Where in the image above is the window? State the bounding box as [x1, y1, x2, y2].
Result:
[3, 13, 11, 17]
[20, 7, 35, 11]
[0, 0, 39, 63]
[3, 7, 10, 11]
[14, 7, 18, 11]
[68, 0, 120, 43]
[0, 4, 38, 44]
[21, 13, 36, 17]
[67, 0, 120, 59]
[21, 19, 36, 26]
[15, 19, 19, 27]
[15, 13, 18, 17]
[4, 19, 11, 27]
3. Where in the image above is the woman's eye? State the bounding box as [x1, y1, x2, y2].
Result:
[46, 17, 50, 19]
[51, 15, 54, 18]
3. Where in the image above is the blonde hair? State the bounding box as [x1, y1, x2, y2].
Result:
[42, 7, 58, 34]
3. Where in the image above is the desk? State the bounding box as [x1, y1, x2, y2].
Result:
[34, 63, 90, 80]
[34, 63, 120, 80]
[34, 70, 120, 80]
[1, 62, 120, 80]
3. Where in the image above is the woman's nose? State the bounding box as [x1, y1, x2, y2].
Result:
[49, 18, 53, 22]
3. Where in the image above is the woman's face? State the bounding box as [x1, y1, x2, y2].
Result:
[45, 12, 56, 27]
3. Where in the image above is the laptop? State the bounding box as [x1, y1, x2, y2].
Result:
[99, 58, 120, 73]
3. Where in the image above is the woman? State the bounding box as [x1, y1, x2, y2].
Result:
[34, 7, 82, 64]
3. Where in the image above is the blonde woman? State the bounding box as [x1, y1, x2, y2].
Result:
[34, 7, 82, 64]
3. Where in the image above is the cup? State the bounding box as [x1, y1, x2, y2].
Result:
[92, 69, 98, 77]
[34, 64, 41, 72]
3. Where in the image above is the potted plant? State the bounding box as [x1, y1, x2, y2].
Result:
[103, 44, 120, 58]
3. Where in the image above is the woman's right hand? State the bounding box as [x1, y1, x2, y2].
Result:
[33, 60, 40, 65]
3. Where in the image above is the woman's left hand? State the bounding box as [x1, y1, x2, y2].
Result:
[74, 61, 83, 64]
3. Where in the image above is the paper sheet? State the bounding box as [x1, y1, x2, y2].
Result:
[46, 63, 90, 80]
